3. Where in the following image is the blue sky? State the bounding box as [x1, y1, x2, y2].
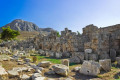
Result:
[0, 0, 120, 33]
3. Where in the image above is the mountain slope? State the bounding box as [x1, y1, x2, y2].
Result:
[1, 19, 40, 32]
[0, 19, 55, 33]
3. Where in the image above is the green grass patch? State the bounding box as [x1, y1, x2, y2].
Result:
[35, 55, 61, 64]
[37, 56, 46, 59]
[47, 58, 61, 64]
[112, 67, 117, 69]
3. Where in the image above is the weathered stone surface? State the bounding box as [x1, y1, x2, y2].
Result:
[55, 52, 62, 58]
[1, 19, 41, 32]
[79, 61, 100, 76]
[1, 23, 120, 73]
[69, 56, 80, 63]
[116, 57, 120, 65]
[47, 78, 55, 80]
[72, 52, 84, 63]
[0, 66, 8, 80]
[49, 51, 55, 57]
[99, 59, 111, 72]
[99, 53, 110, 59]
[62, 59, 69, 67]
[85, 49, 92, 54]
[32, 73, 42, 80]
[37, 61, 51, 68]
[12, 67, 28, 72]
[24, 58, 31, 62]
[8, 70, 19, 77]
[69, 52, 84, 63]
[34, 77, 46, 80]
[46, 70, 55, 75]
[35, 69, 42, 74]
[18, 62, 24, 65]
[110, 49, 116, 62]
[89, 78, 103, 80]
[62, 52, 71, 58]
[58, 77, 73, 80]
[52, 64, 69, 76]
[88, 54, 98, 61]
[73, 67, 81, 72]
[20, 74, 30, 80]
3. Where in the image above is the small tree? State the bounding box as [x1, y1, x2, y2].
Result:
[77, 31, 80, 35]
[1, 26, 20, 40]
[33, 56, 37, 63]
[57, 32, 61, 37]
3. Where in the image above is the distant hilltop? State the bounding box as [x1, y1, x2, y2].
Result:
[0, 19, 55, 33]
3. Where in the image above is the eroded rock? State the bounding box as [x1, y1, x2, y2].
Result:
[52, 64, 69, 76]
[79, 61, 100, 76]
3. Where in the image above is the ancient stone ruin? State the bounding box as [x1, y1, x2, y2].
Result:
[2, 24, 120, 62]
[0, 24, 120, 79]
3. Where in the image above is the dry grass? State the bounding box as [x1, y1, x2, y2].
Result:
[16, 31, 39, 40]
[1, 60, 25, 70]
[1, 55, 120, 80]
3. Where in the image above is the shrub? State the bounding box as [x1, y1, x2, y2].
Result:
[1, 26, 20, 40]
[57, 32, 61, 37]
[33, 56, 37, 63]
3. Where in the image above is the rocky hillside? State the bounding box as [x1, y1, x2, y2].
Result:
[0, 19, 54, 33]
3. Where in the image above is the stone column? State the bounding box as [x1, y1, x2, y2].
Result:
[62, 59, 69, 67]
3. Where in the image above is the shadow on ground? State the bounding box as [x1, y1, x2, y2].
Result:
[114, 72, 120, 79]
[72, 72, 98, 80]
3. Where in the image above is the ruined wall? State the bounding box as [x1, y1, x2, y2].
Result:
[1, 24, 120, 61]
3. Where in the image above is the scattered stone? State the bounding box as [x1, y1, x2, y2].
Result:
[116, 57, 120, 65]
[7, 70, 19, 77]
[35, 69, 42, 74]
[89, 78, 103, 80]
[37, 61, 51, 68]
[62, 59, 69, 67]
[34, 77, 46, 80]
[18, 62, 24, 65]
[52, 64, 69, 76]
[99, 59, 111, 72]
[73, 67, 81, 72]
[46, 70, 55, 75]
[47, 78, 55, 80]
[20, 74, 30, 80]
[24, 58, 31, 62]
[0, 66, 8, 80]
[58, 77, 73, 80]
[79, 61, 100, 76]
[32, 73, 42, 80]
[12, 67, 28, 72]
[17, 59, 23, 62]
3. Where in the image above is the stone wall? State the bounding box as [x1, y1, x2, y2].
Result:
[1, 24, 120, 61]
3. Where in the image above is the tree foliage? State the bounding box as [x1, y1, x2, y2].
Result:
[77, 31, 80, 35]
[57, 32, 61, 37]
[1, 26, 20, 40]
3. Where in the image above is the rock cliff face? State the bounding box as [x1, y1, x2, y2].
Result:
[0, 19, 54, 33]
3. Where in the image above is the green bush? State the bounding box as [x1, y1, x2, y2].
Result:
[1, 26, 20, 40]
[57, 32, 61, 37]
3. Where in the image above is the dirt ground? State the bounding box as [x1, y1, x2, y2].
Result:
[1, 58, 120, 80]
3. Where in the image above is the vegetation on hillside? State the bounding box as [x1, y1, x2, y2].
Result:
[1, 26, 20, 40]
